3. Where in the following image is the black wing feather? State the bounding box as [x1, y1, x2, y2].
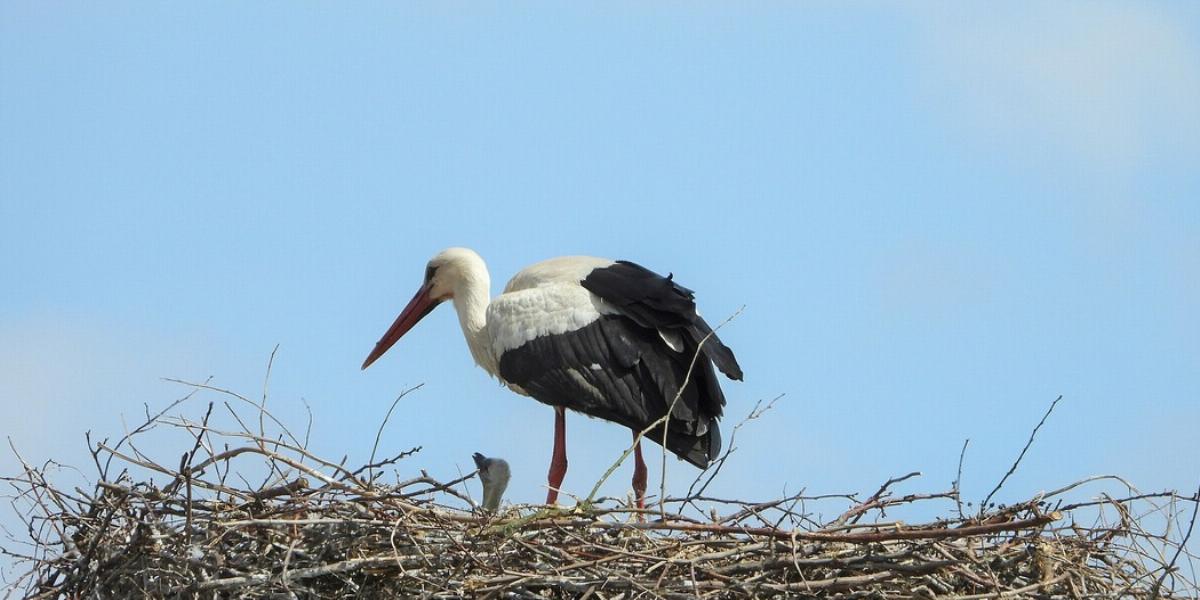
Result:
[499, 316, 719, 467]
[582, 261, 743, 382]
[497, 261, 742, 468]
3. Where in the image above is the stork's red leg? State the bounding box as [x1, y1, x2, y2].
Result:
[546, 407, 568, 505]
[632, 433, 648, 510]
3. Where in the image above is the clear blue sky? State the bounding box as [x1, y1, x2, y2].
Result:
[2, 2, 1198, 566]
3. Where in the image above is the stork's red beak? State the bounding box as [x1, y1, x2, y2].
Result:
[361, 282, 438, 370]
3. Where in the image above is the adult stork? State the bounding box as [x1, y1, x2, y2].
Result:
[361, 248, 742, 507]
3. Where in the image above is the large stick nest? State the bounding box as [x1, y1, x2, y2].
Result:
[2, 383, 1197, 599]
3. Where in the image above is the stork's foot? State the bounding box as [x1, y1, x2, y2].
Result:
[545, 459, 567, 505]
[545, 479, 565, 505]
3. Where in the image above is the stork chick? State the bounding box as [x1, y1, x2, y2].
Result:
[473, 452, 511, 512]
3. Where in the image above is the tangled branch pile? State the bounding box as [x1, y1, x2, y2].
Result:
[3, 385, 1197, 598]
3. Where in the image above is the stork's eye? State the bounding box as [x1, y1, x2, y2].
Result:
[424, 265, 437, 283]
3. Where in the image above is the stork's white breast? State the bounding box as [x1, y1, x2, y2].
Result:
[487, 283, 618, 356]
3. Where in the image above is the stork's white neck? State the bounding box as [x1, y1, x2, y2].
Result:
[450, 264, 497, 376]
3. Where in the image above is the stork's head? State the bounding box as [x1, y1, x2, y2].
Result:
[361, 247, 486, 370]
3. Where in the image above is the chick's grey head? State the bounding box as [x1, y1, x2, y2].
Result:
[472, 452, 511, 486]
[473, 452, 511, 512]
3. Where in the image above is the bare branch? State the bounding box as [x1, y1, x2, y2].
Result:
[367, 384, 423, 482]
[980, 394, 1063, 512]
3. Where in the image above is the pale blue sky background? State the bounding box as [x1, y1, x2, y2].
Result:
[2, 2, 1198, 575]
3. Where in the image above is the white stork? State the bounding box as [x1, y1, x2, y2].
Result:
[361, 248, 743, 507]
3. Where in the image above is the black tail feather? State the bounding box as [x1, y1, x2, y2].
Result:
[688, 318, 743, 381]
[642, 418, 721, 468]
